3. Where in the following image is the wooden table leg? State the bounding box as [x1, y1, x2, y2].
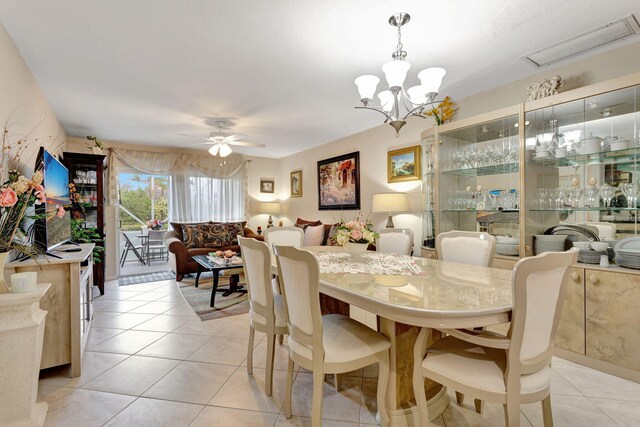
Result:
[209, 271, 220, 308]
[194, 264, 203, 288]
[379, 318, 448, 425]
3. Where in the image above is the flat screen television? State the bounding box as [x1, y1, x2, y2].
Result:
[34, 147, 71, 251]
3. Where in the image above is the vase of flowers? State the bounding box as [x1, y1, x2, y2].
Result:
[0, 169, 47, 293]
[424, 96, 458, 125]
[335, 215, 378, 262]
[146, 218, 165, 230]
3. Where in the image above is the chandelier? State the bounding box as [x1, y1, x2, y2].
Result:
[354, 13, 446, 136]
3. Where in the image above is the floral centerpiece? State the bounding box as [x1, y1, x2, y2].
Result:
[146, 218, 165, 230]
[424, 96, 458, 125]
[334, 214, 378, 246]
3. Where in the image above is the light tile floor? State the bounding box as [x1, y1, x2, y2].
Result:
[38, 279, 640, 427]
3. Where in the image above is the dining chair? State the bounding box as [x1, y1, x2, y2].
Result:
[274, 245, 391, 427]
[375, 228, 414, 255]
[238, 237, 288, 397]
[120, 231, 145, 267]
[264, 226, 305, 292]
[412, 248, 578, 427]
[436, 230, 496, 267]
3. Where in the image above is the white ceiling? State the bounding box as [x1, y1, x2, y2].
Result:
[1, 1, 639, 158]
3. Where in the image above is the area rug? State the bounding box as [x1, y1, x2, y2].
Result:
[177, 272, 249, 321]
[118, 270, 175, 286]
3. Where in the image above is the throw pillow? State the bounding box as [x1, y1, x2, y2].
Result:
[303, 224, 325, 246]
[181, 223, 244, 249]
[170, 221, 211, 242]
[295, 218, 322, 227]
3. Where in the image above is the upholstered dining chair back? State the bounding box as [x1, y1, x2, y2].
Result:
[376, 228, 414, 255]
[509, 248, 578, 371]
[274, 245, 324, 359]
[436, 231, 496, 267]
[239, 237, 275, 326]
[264, 226, 305, 248]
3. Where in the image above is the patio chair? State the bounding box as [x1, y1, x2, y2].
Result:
[146, 230, 167, 265]
[120, 231, 146, 267]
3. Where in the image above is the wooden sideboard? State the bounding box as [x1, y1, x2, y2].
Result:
[5, 244, 94, 377]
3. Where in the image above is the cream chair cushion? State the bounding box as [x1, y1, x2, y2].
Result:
[440, 236, 491, 266]
[250, 294, 287, 328]
[423, 336, 551, 396]
[288, 314, 390, 364]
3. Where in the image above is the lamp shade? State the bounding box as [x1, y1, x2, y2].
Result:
[382, 60, 411, 88]
[371, 193, 409, 213]
[407, 85, 426, 104]
[208, 144, 219, 156]
[378, 90, 393, 112]
[354, 75, 380, 100]
[417, 67, 446, 94]
[259, 202, 281, 214]
[218, 143, 232, 157]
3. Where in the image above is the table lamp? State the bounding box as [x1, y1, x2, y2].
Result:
[372, 193, 409, 228]
[259, 202, 281, 228]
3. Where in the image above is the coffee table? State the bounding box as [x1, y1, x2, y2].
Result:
[192, 254, 247, 307]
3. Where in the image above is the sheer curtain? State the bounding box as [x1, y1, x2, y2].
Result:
[169, 168, 245, 222]
[108, 148, 249, 222]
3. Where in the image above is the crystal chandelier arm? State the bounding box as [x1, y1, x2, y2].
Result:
[354, 106, 395, 123]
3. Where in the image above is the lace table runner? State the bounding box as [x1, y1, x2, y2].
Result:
[317, 252, 424, 276]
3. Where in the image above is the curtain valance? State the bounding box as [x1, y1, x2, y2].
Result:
[107, 148, 247, 205]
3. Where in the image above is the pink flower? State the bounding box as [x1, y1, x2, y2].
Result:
[350, 229, 363, 241]
[34, 184, 46, 205]
[0, 187, 18, 207]
[57, 206, 65, 218]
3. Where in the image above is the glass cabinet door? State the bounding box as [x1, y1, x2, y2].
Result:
[437, 114, 521, 257]
[524, 85, 639, 259]
[422, 133, 436, 247]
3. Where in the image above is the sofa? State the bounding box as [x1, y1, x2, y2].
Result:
[164, 221, 263, 281]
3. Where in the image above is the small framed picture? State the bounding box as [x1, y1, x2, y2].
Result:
[260, 178, 274, 193]
[290, 170, 302, 198]
[387, 145, 421, 183]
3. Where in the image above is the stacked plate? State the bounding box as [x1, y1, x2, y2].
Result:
[614, 237, 640, 269]
[534, 235, 566, 255]
[578, 249, 607, 264]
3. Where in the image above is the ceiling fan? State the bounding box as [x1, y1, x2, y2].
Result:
[179, 121, 265, 157]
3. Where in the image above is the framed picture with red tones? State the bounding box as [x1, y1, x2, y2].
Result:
[317, 151, 360, 210]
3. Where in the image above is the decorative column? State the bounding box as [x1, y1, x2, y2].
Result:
[0, 283, 51, 427]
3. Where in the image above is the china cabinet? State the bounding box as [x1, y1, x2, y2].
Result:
[420, 71, 640, 382]
[421, 128, 436, 250]
[62, 152, 106, 295]
[433, 105, 523, 261]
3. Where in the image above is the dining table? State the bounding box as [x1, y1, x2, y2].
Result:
[280, 246, 514, 426]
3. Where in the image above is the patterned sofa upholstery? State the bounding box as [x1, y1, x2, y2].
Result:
[164, 221, 263, 281]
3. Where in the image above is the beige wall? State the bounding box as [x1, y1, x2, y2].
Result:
[455, 41, 640, 120]
[0, 23, 66, 174]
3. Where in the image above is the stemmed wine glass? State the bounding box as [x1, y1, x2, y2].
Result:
[600, 184, 615, 208]
[538, 188, 548, 209]
[621, 183, 638, 209]
[584, 186, 600, 208]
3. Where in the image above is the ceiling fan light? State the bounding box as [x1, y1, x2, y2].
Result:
[208, 144, 220, 156]
[418, 67, 446, 95]
[354, 75, 380, 101]
[407, 85, 426, 104]
[218, 143, 232, 157]
[378, 90, 394, 112]
[382, 60, 410, 89]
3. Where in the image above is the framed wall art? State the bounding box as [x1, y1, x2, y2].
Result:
[317, 151, 360, 210]
[387, 145, 421, 183]
[260, 178, 274, 193]
[290, 170, 302, 198]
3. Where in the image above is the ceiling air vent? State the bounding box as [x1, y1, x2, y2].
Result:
[523, 15, 640, 67]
